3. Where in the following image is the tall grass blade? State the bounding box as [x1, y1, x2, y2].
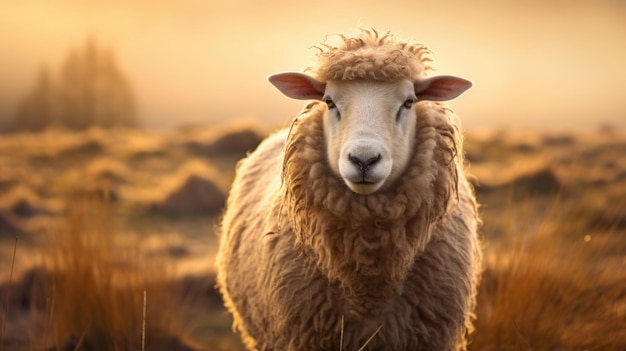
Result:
[142, 289, 147, 351]
[1, 236, 18, 349]
[357, 324, 383, 351]
[339, 315, 344, 351]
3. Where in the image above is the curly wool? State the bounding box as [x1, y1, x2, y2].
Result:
[307, 29, 433, 82]
[282, 101, 460, 297]
[217, 99, 481, 350]
[217, 28, 480, 351]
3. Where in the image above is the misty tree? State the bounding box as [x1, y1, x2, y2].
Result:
[11, 37, 138, 132]
[13, 67, 56, 132]
[57, 37, 137, 129]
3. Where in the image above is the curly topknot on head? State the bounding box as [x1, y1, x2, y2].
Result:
[307, 28, 433, 82]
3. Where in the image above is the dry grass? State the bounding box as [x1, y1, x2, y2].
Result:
[469, 194, 626, 351]
[38, 196, 191, 351]
[0, 237, 17, 345]
[1, 127, 624, 350]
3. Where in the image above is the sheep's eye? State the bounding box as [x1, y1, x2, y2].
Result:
[324, 98, 335, 109]
[397, 97, 417, 122]
[403, 97, 416, 109]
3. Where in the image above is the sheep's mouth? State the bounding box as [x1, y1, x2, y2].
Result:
[346, 171, 385, 184]
[340, 160, 390, 194]
[345, 179, 384, 195]
[354, 179, 380, 186]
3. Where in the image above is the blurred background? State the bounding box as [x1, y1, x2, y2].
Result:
[1, 1, 625, 350]
[1, 0, 625, 132]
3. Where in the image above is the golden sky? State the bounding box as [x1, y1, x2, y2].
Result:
[0, 0, 625, 130]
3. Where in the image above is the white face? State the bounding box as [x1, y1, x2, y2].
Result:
[269, 71, 470, 194]
[322, 79, 418, 194]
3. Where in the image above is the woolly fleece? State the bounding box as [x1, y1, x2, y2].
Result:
[307, 29, 432, 82]
[217, 29, 481, 351]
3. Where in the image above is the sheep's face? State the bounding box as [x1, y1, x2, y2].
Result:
[321, 79, 416, 194]
[269, 72, 471, 195]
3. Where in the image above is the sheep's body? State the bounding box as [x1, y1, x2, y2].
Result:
[217, 30, 481, 351]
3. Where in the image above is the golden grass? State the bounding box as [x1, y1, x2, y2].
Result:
[0, 237, 18, 345]
[1, 128, 624, 350]
[469, 194, 626, 351]
[39, 196, 187, 350]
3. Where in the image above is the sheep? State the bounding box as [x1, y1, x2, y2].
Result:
[216, 29, 481, 351]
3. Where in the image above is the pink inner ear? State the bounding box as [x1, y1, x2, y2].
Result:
[268, 73, 325, 101]
[415, 75, 472, 102]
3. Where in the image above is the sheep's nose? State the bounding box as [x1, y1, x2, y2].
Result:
[348, 153, 381, 171]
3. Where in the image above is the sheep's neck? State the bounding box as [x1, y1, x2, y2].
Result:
[305, 217, 430, 319]
[334, 273, 399, 320]
[281, 101, 457, 317]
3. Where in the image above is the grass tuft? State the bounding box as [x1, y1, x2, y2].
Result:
[469, 193, 626, 351]
[1, 236, 18, 345]
[40, 195, 187, 350]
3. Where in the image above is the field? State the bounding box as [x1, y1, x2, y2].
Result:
[0, 124, 625, 350]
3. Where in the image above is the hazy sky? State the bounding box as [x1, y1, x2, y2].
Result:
[1, 0, 625, 131]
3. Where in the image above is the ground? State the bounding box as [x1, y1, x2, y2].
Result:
[0, 125, 624, 350]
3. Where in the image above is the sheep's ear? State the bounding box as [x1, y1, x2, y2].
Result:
[414, 75, 472, 101]
[268, 73, 325, 100]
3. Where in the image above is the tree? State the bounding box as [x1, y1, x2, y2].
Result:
[10, 37, 138, 132]
[57, 37, 138, 130]
[13, 67, 56, 132]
